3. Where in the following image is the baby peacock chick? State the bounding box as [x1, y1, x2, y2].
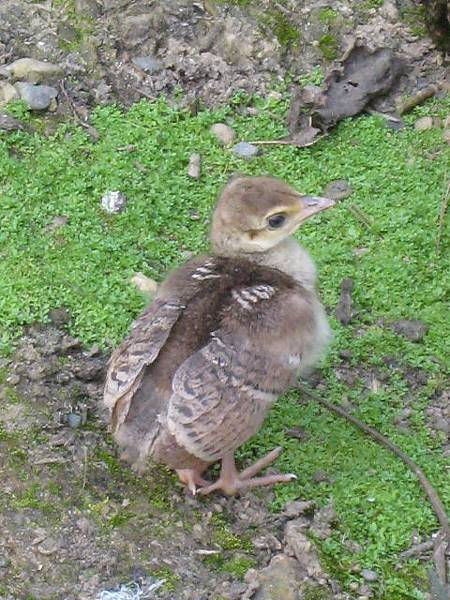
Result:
[104, 176, 334, 496]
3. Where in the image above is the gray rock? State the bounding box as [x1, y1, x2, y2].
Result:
[187, 153, 201, 179]
[324, 179, 353, 201]
[48, 307, 71, 326]
[132, 55, 162, 74]
[210, 123, 236, 145]
[46, 215, 69, 232]
[434, 417, 450, 434]
[362, 569, 378, 582]
[252, 554, 303, 600]
[14, 82, 58, 111]
[100, 190, 128, 214]
[75, 0, 102, 18]
[0, 81, 19, 107]
[3, 58, 63, 83]
[232, 141, 260, 159]
[67, 413, 82, 429]
[443, 129, 450, 145]
[391, 319, 428, 342]
[414, 116, 433, 131]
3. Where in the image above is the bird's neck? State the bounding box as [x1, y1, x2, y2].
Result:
[215, 236, 318, 290]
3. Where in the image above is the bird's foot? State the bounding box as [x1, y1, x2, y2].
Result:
[176, 468, 210, 495]
[197, 447, 296, 496]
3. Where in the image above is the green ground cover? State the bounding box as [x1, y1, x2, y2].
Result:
[0, 91, 449, 598]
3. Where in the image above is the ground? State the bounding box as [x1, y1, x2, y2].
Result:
[0, 1, 449, 600]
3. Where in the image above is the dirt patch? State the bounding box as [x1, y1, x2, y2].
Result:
[0, 0, 448, 111]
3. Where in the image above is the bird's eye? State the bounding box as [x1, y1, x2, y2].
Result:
[267, 213, 287, 229]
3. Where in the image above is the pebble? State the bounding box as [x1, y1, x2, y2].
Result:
[67, 412, 82, 429]
[100, 190, 128, 214]
[414, 116, 433, 131]
[132, 55, 163, 74]
[187, 152, 201, 179]
[443, 115, 450, 129]
[391, 319, 428, 342]
[434, 417, 450, 434]
[362, 569, 378, 582]
[210, 123, 235, 145]
[443, 129, 450, 145]
[14, 82, 58, 111]
[282, 500, 315, 518]
[231, 141, 260, 159]
[323, 179, 353, 201]
[1, 58, 63, 83]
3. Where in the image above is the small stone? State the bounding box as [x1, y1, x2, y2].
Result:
[210, 123, 236, 145]
[0, 557, 11, 568]
[67, 412, 82, 429]
[77, 516, 95, 536]
[0, 81, 19, 107]
[101, 190, 128, 214]
[362, 569, 378, 582]
[391, 319, 428, 342]
[132, 55, 162, 74]
[350, 582, 359, 591]
[131, 272, 158, 296]
[187, 153, 201, 179]
[3, 58, 63, 83]
[232, 141, 260, 159]
[443, 129, 450, 145]
[323, 180, 353, 201]
[443, 115, 450, 129]
[312, 469, 331, 483]
[284, 521, 323, 578]
[0, 113, 24, 132]
[48, 307, 71, 326]
[46, 215, 69, 232]
[414, 116, 433, 131]
[37, 537, 59, 555]
[282, 500, 315, 518]
[14, 83, 58, 111]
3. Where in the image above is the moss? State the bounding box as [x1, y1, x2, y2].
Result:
[319, 8, 338, 25]
[260, 9, 301, 49]
[318, 33, 338, 60]
[401, 5, 427, 38]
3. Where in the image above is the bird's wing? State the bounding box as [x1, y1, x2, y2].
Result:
[104, 298, 184, 430]
[167, 284, 314, 462]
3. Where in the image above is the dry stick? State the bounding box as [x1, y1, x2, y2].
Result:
[397, 85, 437, 116]
[436, 179, 450, 255]
[295, 383, 450, 546]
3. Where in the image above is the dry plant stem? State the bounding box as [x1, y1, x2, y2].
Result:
[347, 203, 374, 229]
[399, 540, 435, 560]
[436, 179, 450, 254]
[397, 85, 437, 116]
[295, 383, 450, 548]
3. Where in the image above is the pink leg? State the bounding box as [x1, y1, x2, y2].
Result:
[176, 468, 210, 495]
[197, 447, 296, 496]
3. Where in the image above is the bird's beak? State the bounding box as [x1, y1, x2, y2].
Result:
[297, 195, 335, 222]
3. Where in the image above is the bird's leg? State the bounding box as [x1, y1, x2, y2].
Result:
[176, 468, 210, 495]
[197, 447, 296, 496]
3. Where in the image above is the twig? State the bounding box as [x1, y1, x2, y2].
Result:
[399, 540, 434, 560]
[397, 85, 437, 116]
[295, 383, 450, 548]
[436, 179, 450, 255]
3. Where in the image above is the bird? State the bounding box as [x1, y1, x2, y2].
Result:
[104, 176, 334, 496]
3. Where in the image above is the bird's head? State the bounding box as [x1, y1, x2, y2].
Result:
[210, 176, 334, 255]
